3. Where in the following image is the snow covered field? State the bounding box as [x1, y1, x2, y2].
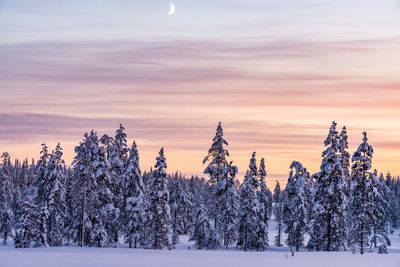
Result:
[1, 231, 399, 267]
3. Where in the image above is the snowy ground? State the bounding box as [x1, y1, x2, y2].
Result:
[1, 223, 399, 267]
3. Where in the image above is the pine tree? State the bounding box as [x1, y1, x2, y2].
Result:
[0, 153, 14, 244]
[274, 188, 284, 247]
[121, 141, 145, 248]
[169, 179, 193, 246]
[190, 198, 210, 249]
[386, 172, 400, 230]
[282, 161, 309, 252]
[35, 205, 49, 247]
[350, 132, 375, 254]
[256, 157, 269, 250]
[203, 122, 230, 237]
[371, 170, 390, 247]
[273, 181, 281, 203]
[237, 152, 259, 251]
[219, 161, 239, 249]
[91, 132, 114, 248]
[45, 144, 67, 246]
[64, 167, 75, 244]
[34, 144, 50, 207]
[339, 126, 353, 247]
[312, 121, 347, 251]
[14, 192, 39, 248]
[32, 144, 51, 246]
[339, 126, 351, 187]
[144, 148, 171, 250]
[71, 131, 112, 247]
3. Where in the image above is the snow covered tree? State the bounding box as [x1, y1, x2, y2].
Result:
[190, 199, 210, 249]
[256, 157, 269, 250]
[114, 123, 128, 160]
[219, 161, 239, 249]
[121, 141, 145, 248]
[350, 131, 375, 254]
[91, 133, 114, 248]
[274, 188, 284, 247]
[203, 122, 231, 235]
[237, 152, 260, 251]
[144, 148, 171, 250]
[71, 131, 113, 247]
[33, 143, 50, 207]
[339, 126, 351, 186]
[273, 181, 281, 203]
[35, 205, 49, 247]
[386, 172, 400, 230]
[207, 225, 220, 250]
[282, 161, 309, 252]
[169, 179, 193, 246]
[372, 170, 390, 247]
[339, 126, 353, 247]
[14, 192, 39, 248]
[311, 121, 347, 251]
[0, 152, 14, 244]
[45, 144, 67, 247]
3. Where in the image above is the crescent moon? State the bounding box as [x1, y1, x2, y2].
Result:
[168, 2, 175, 15]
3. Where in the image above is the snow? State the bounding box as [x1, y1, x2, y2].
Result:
[1, 223, 399, 267]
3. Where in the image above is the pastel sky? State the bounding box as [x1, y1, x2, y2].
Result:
[1, 0, 400, 186]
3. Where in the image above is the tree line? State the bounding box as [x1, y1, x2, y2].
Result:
[0, 122, 399, 254]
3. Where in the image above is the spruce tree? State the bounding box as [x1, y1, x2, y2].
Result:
[256, 157, 269, 250]
[91, 132, 114, 247]
[14, 192, 39, 248]
[372, 170, 390, 247]
[219, 161, 239, 249]
[121, 141, 145, 248]
[350, 131, 375, 254]
[0, 153, 14, 244]
[237, 152, 259, 251]
[203, 122, 230, 237]
[273, 181, 281, 203]
[34, 144, 50, 207]
[144, 148, 171, 250]
[190, 198, 210, 249]
[312, 121, 347, 251]
[282, 161, 309, 252]
[274, 188, 284, 247]
[169, 179, 193, 246]
[71, 131, 113, 247]
[45, 144, 67, 246]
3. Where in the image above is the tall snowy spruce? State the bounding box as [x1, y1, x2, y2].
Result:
[144, 148, 171, 250]
[203, 122, 231, 239]
[237, 152, 260, 251]
[71, 131, 114, 247]
[339, 126, 352, 247]
[0, 153, 14, 244]
[349, 132, 375, 254]
[100, 124, 128, 246]
[282, 161, 309, 252]
[311, 121, 347, 251]
[169, 178, 193, 246]
[219, 161, 239, 249]
[45, 144, 67, 247]
[274, 185, 284, 247]
[33, 144, 50, 207]
[256, 157, 269, 250]
[121, 141, 145, 248]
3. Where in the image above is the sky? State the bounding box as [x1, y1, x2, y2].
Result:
[1, 0, 400, 186]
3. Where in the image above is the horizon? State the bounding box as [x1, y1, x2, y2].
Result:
[1, 0, 400, 185]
